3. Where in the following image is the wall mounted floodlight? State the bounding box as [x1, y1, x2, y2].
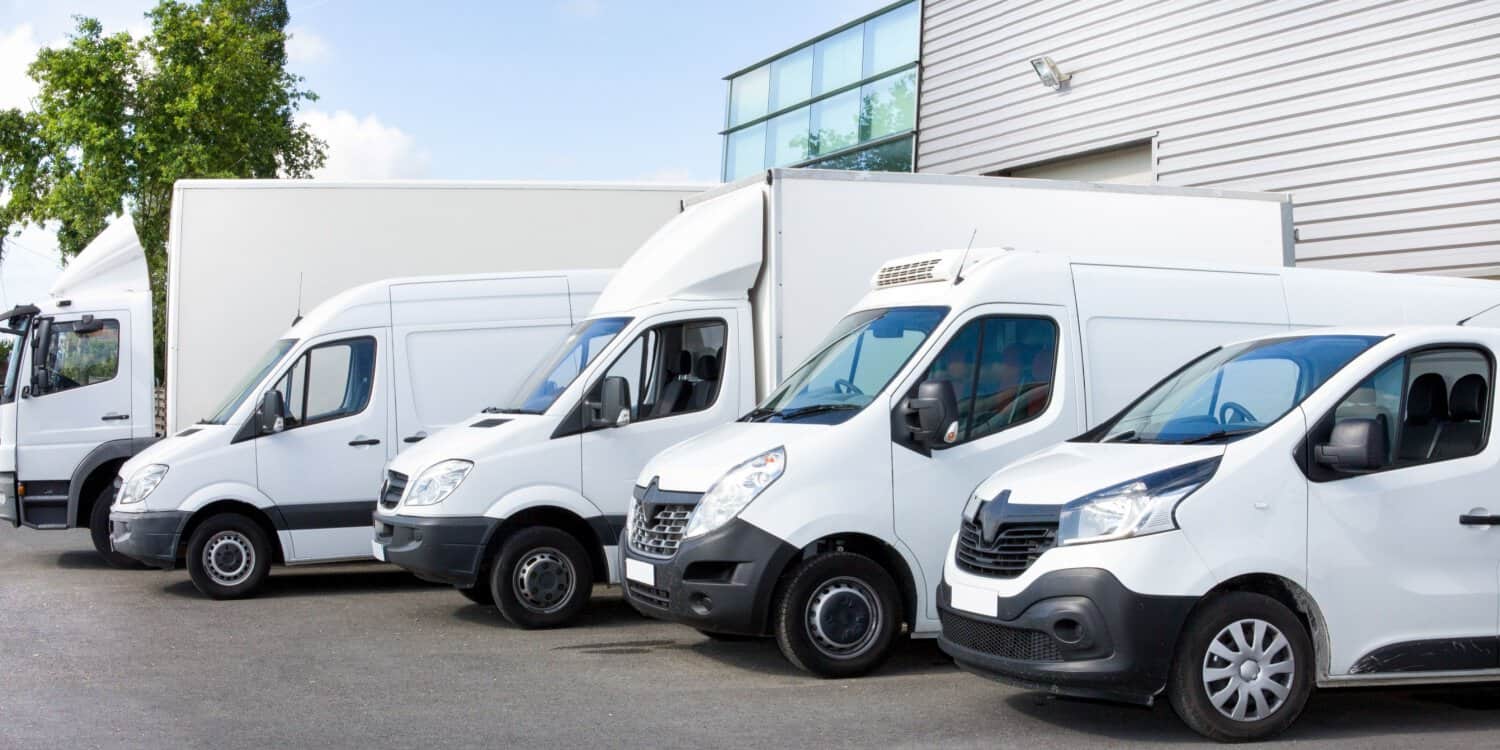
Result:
[1029, 57, 1071, 89]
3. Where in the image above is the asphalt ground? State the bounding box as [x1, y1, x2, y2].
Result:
[3, 525, 1498, 749]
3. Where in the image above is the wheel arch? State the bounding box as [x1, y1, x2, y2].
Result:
[1201, 573, 1331, 679]
[68, 436, 157, 528]
[781, 532, 920, 630]
[180, 500, 287, 566]
[485, 504, 611, 584]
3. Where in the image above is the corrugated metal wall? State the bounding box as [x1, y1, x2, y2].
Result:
[917, 0, 1500, 276]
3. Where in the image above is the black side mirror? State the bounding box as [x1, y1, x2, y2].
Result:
[257, 390, 287, 435]
[72, 315, 104, 335]
[902, 380, 961, 449]
[587, 376, 632, 429]
[1315, 417, 1388, 472]
[29, 317, 53, 393]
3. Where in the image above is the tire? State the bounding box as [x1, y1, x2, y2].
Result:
[88, 486, 146, 569]
[1167, 592, 1315, 743]
[185, 513, 272, 600]
[772, 552, 902, 678]
[488, 526, 593, 629]
[697, 629, 756, 642]
[458, 583, 495, 605]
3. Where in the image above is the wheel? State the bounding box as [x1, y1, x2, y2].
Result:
[772, 552, 901, 678]
[697, 629, 756, 642]
[488, 526, 593, 629]
[88, 486, 146, 569]
[458, 583, 494, 605]
[185, 513, 272, 600]
[1167, 592, 1314, 742]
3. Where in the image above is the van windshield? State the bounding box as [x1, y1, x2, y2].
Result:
[746, 307, 948, 425]
[1087, 334, 1383, 445]
[203, 338, 297, 425]
[498, 317, 631, 415]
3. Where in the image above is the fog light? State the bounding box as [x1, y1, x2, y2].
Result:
[689, 592, 713, 616]
[1053, 617, 1084, 644]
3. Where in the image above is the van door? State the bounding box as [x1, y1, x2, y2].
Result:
[254, 329, 388, 562]
[889, 304, 1079, 623]
[1307, 345, 1500, 676]
[389, 276, 573, 447]
[577, 313, 738, 549]
[15, 312, 132, 528]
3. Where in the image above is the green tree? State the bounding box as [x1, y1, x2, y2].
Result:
[0, 0, 326, 380]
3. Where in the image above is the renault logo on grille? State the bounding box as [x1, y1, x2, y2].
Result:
[977, 489, 1011, 546]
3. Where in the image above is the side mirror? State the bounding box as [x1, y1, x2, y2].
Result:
[1315, 417, 1388, 472]
[587, 375, 632, 429]
[72, 315, 104, 335]
[29, 317, 53, 393]
[902, 380, 961, 449]
[257, 390, 286, 435]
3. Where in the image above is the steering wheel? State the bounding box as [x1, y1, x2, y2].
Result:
[1219, 401, 1258, 425]
[833, 378, 864, 396]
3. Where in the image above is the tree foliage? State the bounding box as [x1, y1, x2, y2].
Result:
[0, 0, 326, 380]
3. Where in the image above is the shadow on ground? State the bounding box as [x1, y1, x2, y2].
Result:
[161, 567, 445, 599]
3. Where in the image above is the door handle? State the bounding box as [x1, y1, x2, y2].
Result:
[348, 438, 381, 447]
[403, 432, 427, 444]
[1459, 513, 1500, 526]
[101, 413, 129, 421]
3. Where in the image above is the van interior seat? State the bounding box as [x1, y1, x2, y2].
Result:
[688, 353, 721, 411]
[1398, 373, 1449, 463]
[651, 351, 695, 418]
[1434, 373, 1488, 460]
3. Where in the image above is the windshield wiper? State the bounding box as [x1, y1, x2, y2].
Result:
[482, 406, 530, 415]
[1102, 430, 1139, 444]
[740, 406, 778, 423]
[774, 403, 863, 421]
[1176, 427, 1262, 445]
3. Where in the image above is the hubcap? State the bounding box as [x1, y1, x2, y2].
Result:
[805, 577, 882, 659]
[202, 530, 255, 586]
[1202, 618, 1295, 722]
[514, 547, 575, 614]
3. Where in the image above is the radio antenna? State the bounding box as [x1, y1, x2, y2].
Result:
[954, 228, 979, 285]
[292, 272, 304, 326]
[1457, 300, 1500, 326]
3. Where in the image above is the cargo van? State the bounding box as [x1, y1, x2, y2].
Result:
[939, 325, 1500, 742]
[624, 251, 1500, 677]
[109, 270, 610, 598]
[372, 169, 1294, 629]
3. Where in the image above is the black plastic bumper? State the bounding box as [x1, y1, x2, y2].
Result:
[374, 513, 499, 588]
[620, 517, 799, 636]
[937, 568, 1197, 706]
[108, 510, 190, 569]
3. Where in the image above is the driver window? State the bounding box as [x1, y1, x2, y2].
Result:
[40, 319, 120, 394]
[594, 319, 726, 425]
[270, 337, 377, 429]
[916, 316, 1059, 446]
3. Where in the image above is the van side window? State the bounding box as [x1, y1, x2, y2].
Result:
[917, 316, 1059, 445]
[38, 319, 120, 395]
[271, 337, 377, 429]
[596, 319, 726, 424]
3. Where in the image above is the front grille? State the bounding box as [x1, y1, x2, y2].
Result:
[379, 471, 408, 509]
[955, 520, 1056, 578]
[940, 609, 1063, 662]
[628, 580, 670, 609]
[629, 504, 693, 557]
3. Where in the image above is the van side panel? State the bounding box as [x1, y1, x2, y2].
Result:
[1072, 264, 1291, 425]
[1281, 268, 1500, 328]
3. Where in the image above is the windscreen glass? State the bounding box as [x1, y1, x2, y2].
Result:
[0, 318, 27, 405]
[501, 317, 630, 415]
[747, 306, 947, 425]
[203, 338, 297, 425]
[1088, 335, 1383, 445]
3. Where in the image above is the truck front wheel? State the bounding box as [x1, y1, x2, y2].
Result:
[773, 552, 901, 678]
[88, 487, 144, 569]
[488, 526, 593, 629]
[185, 513, 272, 600]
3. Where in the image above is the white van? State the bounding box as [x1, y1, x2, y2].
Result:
[109, 270, 609, 598]
[623, 250, 1500, 677]
[939, 325, 1500, 742]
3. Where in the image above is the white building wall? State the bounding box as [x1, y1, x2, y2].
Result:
[917, 0, 1500, 276]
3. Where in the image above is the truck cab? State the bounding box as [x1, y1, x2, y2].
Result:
[0, 220, 156, 566]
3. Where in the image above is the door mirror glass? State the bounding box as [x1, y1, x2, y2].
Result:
[258, 390, 286, 435]
[29, 317, 52, 392]
[902, 379, 960, 448]
[1314, 417, 1389, 472]
[588, 375, 632, 429]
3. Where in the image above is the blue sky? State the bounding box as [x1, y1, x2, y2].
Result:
[0, 0, 890, 304]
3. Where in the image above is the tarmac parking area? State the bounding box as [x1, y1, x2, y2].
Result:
[3, 526, 1498, 749]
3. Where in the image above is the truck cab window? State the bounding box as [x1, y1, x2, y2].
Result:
[38, 319, 120, 395]
[1325, 348, 1492, 470]
[916, 316, 1058, 445]
[598, 319, 726, 423]
[271, 338, 377, 428]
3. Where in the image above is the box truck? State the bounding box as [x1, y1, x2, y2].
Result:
[626, 250, 1500, 677]
[372, 169, 1292, 628]
[110, 270, 611, 596]
[1, 180, 699, 565]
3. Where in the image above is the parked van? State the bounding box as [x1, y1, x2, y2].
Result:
[623, 250, 1500, 677]
[109, 270, 610, 598]
[372, 169, 1292, 628]
[939, 325, 1500, 742]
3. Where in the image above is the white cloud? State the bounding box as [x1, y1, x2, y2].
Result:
[298, 110, 430, 180]
[285, 26, 329, 65]
[0, 23, 41, 110]
[558, 0, 601, 19]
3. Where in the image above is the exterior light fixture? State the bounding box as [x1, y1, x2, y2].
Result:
[1029, 56, 1071, 89]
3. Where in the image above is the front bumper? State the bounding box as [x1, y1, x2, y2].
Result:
[373, 513, 499, 588]
[937, 568, 1197, 706]
[620, 517, 799, 636]
[108, 509, 191, 569]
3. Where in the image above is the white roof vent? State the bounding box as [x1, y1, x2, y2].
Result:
[874, 256, 946, 288]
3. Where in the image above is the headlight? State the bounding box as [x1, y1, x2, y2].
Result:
[117, 464, 169, 505]
[625, 494, 640, 534]
[682, 447, 785, 540]
[403, 460, 474, 507]
[1057, 458, 1220, 546]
